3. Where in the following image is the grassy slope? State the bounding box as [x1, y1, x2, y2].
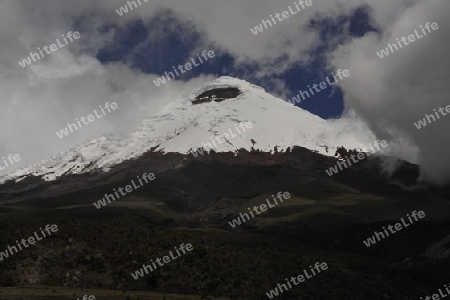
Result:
[1, 156, 449, 299]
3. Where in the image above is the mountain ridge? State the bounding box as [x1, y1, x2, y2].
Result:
[0, 76, 370, 185]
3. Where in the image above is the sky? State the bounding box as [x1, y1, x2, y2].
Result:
[1, 0, 449, 184]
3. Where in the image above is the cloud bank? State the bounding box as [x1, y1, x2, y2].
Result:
[330, 0, 450, 183]
[1, 0, 448, 183]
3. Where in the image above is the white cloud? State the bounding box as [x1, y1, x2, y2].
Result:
[330, 0, 450, 183]
[1, 0, 448, 183]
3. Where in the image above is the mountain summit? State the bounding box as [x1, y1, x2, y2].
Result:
[0, 76, 365, 184]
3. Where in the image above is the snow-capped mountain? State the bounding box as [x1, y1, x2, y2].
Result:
[0, 76, 369, 185]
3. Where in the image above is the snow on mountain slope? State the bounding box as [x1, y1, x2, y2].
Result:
[0, 76, 371, 184]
